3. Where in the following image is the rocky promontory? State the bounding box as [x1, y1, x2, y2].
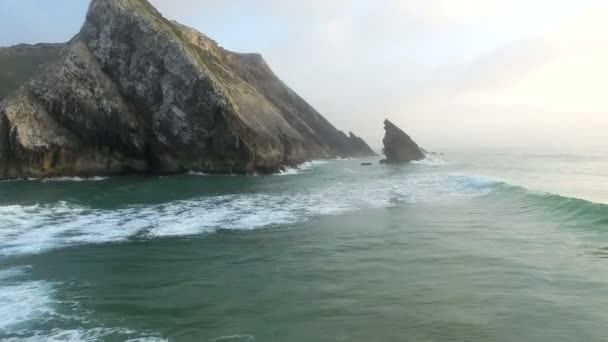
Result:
[380, 119, 425, 163]
[0, 0, 375, 179]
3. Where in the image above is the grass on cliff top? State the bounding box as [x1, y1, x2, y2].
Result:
[0, 46, 62, 100]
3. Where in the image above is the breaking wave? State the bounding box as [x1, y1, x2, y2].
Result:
[0, 266, 166, 341]
[276, 160, 330, 176]
[0, 266, 55, 335]
[2, 176, 109, 183]
[4, 329, 167, 342]
[477, 179, 608, 226]
[0, 172, 490, 257]
[0, 164, 605, 259]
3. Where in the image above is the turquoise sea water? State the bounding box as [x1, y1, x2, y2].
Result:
[1, 151, 608, 341]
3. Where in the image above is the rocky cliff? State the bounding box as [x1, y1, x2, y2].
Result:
[380, 119, 425, 163]
[0, 0, 375, 179]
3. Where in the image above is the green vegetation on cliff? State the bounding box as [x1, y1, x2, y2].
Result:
[0, 43, 63, 100]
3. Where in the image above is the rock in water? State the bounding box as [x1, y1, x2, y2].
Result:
[0, 0, 375, 179]
[380, 120, 425, 163]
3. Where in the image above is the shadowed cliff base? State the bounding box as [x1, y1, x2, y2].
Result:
[0, 0, 375, 180]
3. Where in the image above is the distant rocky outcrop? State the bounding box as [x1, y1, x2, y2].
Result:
[0, 0, 375, 179]
[380, 120, 425, 163]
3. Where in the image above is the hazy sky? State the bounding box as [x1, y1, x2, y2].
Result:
[1, 0, 607, 150]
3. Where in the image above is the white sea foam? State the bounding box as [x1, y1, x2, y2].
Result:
[2, 176, 109, 183]
[44, 176, 109, 182]
[125, 338, 169, 342]
[412, 156, 448, 166]
[7, 328, 168, 342]
[0, 171, 497, 257]
[276, 160, 330, 176]
[300, 160, 329, 169]
[210, 335, 255, 342]
[276, 167, 300, 176]
[0, 266, 55, 336]
[0, 281, 56, 331]
[0, 266, 166, 341]
[461, 174, 500, 190]
[187, 171, 209, 176]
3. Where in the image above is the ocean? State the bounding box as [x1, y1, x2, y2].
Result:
[1, 150, 607, 341]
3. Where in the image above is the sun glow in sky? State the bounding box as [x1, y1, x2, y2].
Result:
[1, 0, 607, 150]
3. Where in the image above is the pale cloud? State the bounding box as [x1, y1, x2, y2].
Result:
[389, 0, 506, 25]
[548, 6, 608, 46]
[392, 5, 608, 149]
[449, 5, 608, 112]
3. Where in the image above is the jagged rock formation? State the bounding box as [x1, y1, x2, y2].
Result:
[380, 119, 425, 164]
[0, 0, 375, 179]
[0, 43, 63, 101]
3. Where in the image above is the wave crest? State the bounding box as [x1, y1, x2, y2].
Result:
[475, 179, 608, 226]
[0, 172, 493, 256]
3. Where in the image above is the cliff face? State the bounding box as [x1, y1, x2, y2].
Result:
[380, 120, 425, 163]
[0, 0, 374, 179]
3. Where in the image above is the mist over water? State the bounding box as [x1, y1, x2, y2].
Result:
[1, 151, 608, 341]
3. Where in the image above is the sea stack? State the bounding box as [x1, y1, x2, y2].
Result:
[380, 119, 425, 164]
[0, 0, 375, 179]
